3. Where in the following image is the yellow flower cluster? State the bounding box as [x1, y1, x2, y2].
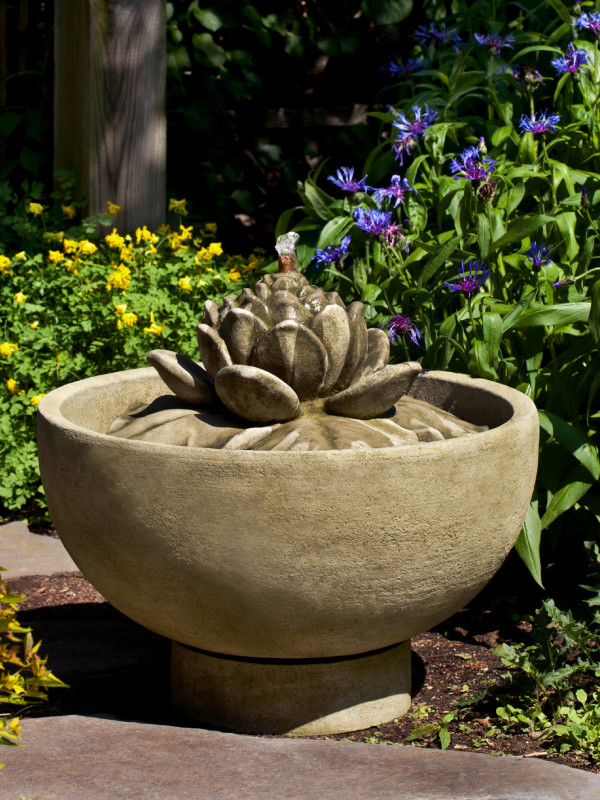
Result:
[0, 342, 18, 357]
[13, 292, 27, 305]
[28, 202, 44, 216]
[196, 242, 224, 264]
[114, 304, 137, 329]
[178, 275, 192, 291]
[62, 204, 76, 219]
[105, 229, 126, 249]
[106, 263, 132, 290]
[143, 312, 163, 336]
[135, 226, 159, 245]
[120, 245, 134, 262]
[62, 239, 97, 257]
[227, 269, 242, 283]
[241, 253, 262, 275]
[43, 231, 64, 243]
[31, 393, 45, 406]
[107, 201, 121, 216]
[48, 250, 65, 264]
[0, 255, 10, 275]
[6, 378, 24, 395]
[168, 198, 188, 216]
[168, 224, 194, 251]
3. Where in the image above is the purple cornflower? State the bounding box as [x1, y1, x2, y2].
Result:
[574, 11, 600, 36]
[381, 57, 427, 78]
[353, 207, 392, 236]
[526, 242, 552, 270]
[386, 313, 422, 346]
[444, 261, 490, 298]
[513, 64, 544, 91]
[313, 236, 351, 268]
[392, 105, 438, 164]
[328, 167, 371, 193]
[449, 146, 496, 183]
[473, 32, 515, 55]
[581, 186, 590, 208]
[519, 110, 560, 134]
[373, 175, 415, 207]
[552, 43, 588, 74]
[415, 23, 461, 50]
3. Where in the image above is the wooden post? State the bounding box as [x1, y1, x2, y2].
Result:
[54, 0, 166, 232]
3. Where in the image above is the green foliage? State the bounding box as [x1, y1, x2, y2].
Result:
[0, 569, 66, 768]
[0, 182, 265, 522]
[283, 0, 600, 580]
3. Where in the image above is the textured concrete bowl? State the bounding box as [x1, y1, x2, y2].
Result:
[37, 367, 538, 661]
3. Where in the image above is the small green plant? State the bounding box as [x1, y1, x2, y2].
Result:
[0, 569, 66, 769]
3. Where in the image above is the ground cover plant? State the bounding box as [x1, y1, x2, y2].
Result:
[0, 177, 265, 522]
[274, 0, 600, 760]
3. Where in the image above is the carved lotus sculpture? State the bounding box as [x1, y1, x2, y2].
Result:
[147, 236, 421, 426]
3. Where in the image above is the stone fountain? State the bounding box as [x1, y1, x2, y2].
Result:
[37, 233, 539, 735]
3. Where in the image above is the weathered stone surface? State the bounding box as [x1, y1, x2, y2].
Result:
[215, 364, 301, 423]
[334, 301, 368, 391]
[146, 349, 216, 405]
[219, 307, 269, 365]
[202, 298, 220, 328]
[269, 290, 313, 324]
[311, 304, 351, 394]
[2, 715, 598, 800]
[251, 320, 328, 401]
[196, 323, 232, 378]
[326, 362, 422, 419]
[0, 521, 79, 579]
[355, 327, 390, 381]
[392, 397, 489, 442]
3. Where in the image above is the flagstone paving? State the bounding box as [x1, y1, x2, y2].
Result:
[3, 523, 600, 800]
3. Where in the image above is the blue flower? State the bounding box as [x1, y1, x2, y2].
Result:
[574, 12, 600, 36]
[415, 23, 461, 50]
[373, 175, 415, 207]
[526, 242, 552, 270]
[552, 43, 588, 74]
[444, 261, 490, 298]
[392, 105, 438, 164]
[473, 32, 515, 54]
[353, 207, 392, 236]
[386, 313, 422, 346]
[512, 64, 544, 91]
[381, 57, 427, 78]
[312, 236, 351, 268]
[519, 110, 560, 134]
[327, 167, 371, 193]
[450, 146, 496, 182]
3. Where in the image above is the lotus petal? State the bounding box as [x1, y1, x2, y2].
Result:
[300, 287, 330, 315]
[324, 291, 345, 308]
[270, 290, 312, 324]
[219, 307, 268, 365]
[239, 295, 271, 325]
[310, 304, 350, 395]
[250, 320, 328, 401]
[196, 323, 233, 379]
[215, 364, 301, 423]
[202, 300, 220, 329]
[325, 362, 422, 419]
[272, 273, 309, 293]
[333, 301, 368, 392]
[147, 349, 216, 405]
[255, 281, 270, 300]
[392, 396, 488, 441]
[354, 328, 390, 382]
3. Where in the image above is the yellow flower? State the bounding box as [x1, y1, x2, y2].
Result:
[62, 204, 76, 219]
[208, 242, 223, 257]
[143, 312, 163, 336]
[178, 275, 192, 291]
[0, 342, 19, 357]
[0, 255, 10, 275]
[64, 259, 79, 275]
[196, 279, 207, 287]
[195, 247, 213, 264]
[31, 393, 46, 407]
[28, 202, 44, 216]
[63, 239, 78, 254]
[107, 201, 122, 216]
[44, 231, 64, 243]
[227, 269, 241, 283]
[168, 198, 188, 216]
[48, 250, 65, 264]
[121, 311, 138, 327]
[30, 320, 39, 330]
[114, 303, 128, 316]
[135, 225, 159, 245]
[105, 229, 126, 249]
[156, 223, 171, 237]
[204, 222, 218, 236]
[120, 245, 134, 262]
[116, 319, 123, 330]
[106, 264, 131, 290]
[14, 251, 27, 260]
[178, 224, 194, 242]
[13, 292, 27, 305]
[6, 378, 19, 395]
[78, 240, 98, 256]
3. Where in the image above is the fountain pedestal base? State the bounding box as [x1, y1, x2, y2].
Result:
[171, 640, 412, 736]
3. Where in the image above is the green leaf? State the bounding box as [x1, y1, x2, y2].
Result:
[439, 727, 451, 750]
[489, 215, 554, 254]
[515, 501, 543, 587]
[468, 340, 497, 380]
[316, 216, 354, 249]
[576, 237, 595, 277]
[538, 410, 600, 480]
[513, 302, 590, 329]
[303, 179, 335, 221]
[191, 7, 223, 31]
[501, 290, 536, 333]
[406, 155, 429, 187]
[417, 236, 461, 288]
[555, 212, 578, 260]
[541, 481, 592, 529]
[482, 313, 503, 367]
[545, 0, 572, 24]
[361, 284, 382, 304]
[590, 279, 600, 343]
[275, 207, 300, 239]
[192, 33, 227, 67]
[361, 0, 413, 25]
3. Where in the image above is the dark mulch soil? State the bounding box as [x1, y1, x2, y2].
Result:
[9, 547, 599, 775]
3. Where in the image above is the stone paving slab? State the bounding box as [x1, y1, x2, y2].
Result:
[0, 521, 80, 579]
[1, 715, 598, 800]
